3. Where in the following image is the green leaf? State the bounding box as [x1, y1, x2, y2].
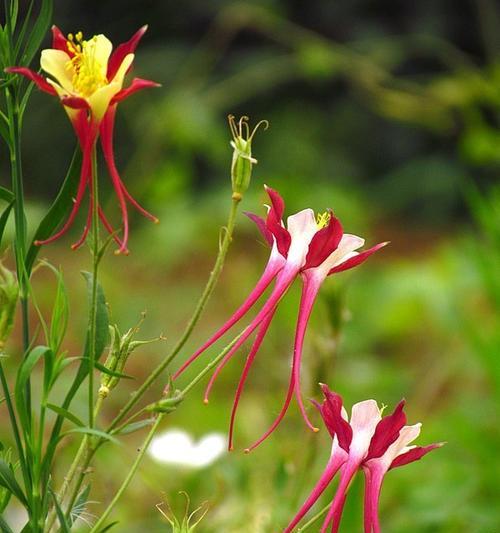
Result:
[19, 0, 53, 67]
[49, 488, 70, 533]
[114, 418, 155, 436]
[0, 460, 27, 507]
[25, 148, 81, 275]
[0, 202, 14, 247]
[47, 264, 69, 356]
[0, 187, 14, 204]
[15, 346, 51, 431]
[63, 427, 120, 446]
[94, 361, 133, 380]
[0, 515, 14, 533]
[45, 404, 85, 428]
[96, 522, 119, 533]
[82, 271, 110, 362]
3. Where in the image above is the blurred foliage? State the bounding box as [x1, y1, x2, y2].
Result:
[1, 0, 500, 531]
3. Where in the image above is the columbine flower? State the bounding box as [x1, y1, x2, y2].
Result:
[173, 186, 387, 450]
[6, 25, 160, 254]
[284, 385, 443, 533]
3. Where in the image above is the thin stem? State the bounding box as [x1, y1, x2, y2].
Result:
[45, 396, 104, 532]
[106, 196, 241, 433]
[297, 501, 330, 532]
[88, 414, 164, 532]
[88, 148, 100, 428]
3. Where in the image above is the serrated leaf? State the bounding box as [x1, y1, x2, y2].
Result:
[45, 403, 84, 428]
[0, 460, 27, 507]
[25, 149, 81, 275]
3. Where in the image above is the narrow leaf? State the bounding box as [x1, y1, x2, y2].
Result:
[19, 0, 53, 67]
[97, 522, 119, 533]
[25, 149, 81, 274]
[94, 361, 133, 380]
[0, 187, 14, 203]
[114, 418, 155, 436]
[0, 460, 27, 506]
[45, 403, 84, 428]
[63, 427, 120, 446]
[49, 488, 70, 533]
[0, 202, 14, 247]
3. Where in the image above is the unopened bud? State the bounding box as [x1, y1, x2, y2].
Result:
[228, 115, 268, 198]
[0, 263, 19, 350]
[145, 393, 184, 414]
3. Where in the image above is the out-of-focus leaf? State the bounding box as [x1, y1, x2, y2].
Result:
[114, 418, 155, 436]
[0, 515, 14, 533]
[25, 149, 80, 275]
[49, 488, 70, 533]
[0, 460, 27, 507]
[0, 202, 14, 246]
[19, 0, 53, 67]
[63, 427, 120, 446]
[15, 346, 51, 431]
[0, 187, 14, 203]
[45, 404, 85, 428]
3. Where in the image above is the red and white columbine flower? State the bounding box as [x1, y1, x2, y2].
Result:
[173, 186, 387, 451]
[284, 385, 443, 533]
[6, 26, 159, 254]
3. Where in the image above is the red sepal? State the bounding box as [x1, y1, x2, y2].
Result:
[328, 241, 388, 276]
[390, 442, 443, 469]
[107, 25, 147, 80]
[303, 212, 343, 269]
[5, 67, 56, 95]
[51, 25, 69, 54]
[365, 400, 406, 460]
[110, 78, 160, 104]
[264, 186, 291, 257]
[245, 212, 273, 246]
[61, 96, 90, 109]
[317, 385, 353, 452]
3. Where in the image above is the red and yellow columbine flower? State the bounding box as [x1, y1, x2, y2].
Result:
[6, 25, 160, 254]
[284, 385, 443, 533]
[173, 187, 387, 451]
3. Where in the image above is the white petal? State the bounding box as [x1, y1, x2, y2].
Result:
[349, 399, 382, 458]
[285, 208, 317, 267]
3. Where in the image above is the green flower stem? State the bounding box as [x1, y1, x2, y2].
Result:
[88, 414, 164, 533]
[88, 148, 100, 428]
[5, 86, 31, 413]
[297, 501, 330, 531]
[106, 195, 242, 434]
[45, 395, 104, 533]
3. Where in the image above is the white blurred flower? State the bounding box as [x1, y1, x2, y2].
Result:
[149, 429, 226, 468]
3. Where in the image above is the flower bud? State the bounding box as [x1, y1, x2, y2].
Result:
[228, 115, 268, 199]
[99, 319, 161, 397]
[0, 263, 19, 350]
[145, 393, 184, 414]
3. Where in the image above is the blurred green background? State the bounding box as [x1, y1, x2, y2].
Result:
[1, 0, 500, 531]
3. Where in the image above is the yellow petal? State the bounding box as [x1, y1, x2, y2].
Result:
[87, 82, 120, 121]
[110, 53, 134, 87]
[41, 49, 74, 93]
[92, 34, 113, 79]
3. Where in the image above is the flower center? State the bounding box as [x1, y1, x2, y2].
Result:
[316, 211, 331, 229]
[66, 32, 107, 97]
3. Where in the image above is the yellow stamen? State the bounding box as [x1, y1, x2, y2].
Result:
[66, 31, 107, 97]
[316, 211, 331, 229]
